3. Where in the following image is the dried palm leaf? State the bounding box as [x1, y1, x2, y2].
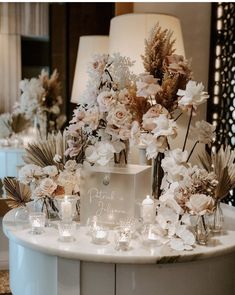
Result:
[4, 177, 31, 208]
[198, 150, 213, 172]
[23, 131, 66, 168]
[198, 146, 235, 200]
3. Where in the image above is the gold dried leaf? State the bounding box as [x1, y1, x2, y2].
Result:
[4, 177, 31, 209]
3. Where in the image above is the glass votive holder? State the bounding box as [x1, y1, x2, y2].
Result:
[56, 195, 79, 222]
[87, 216, 98, 236]
[29, 212, 46, 235]
[114, 227, 132, 251]
[91, 226, 109, 245]
[141, 224, 161, 247]
[58, 221, 76, 242]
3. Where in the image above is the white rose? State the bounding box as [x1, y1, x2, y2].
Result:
[186, 194, 215, 215]
[141, 134, 167, 159]
[19, 164, 44, 184]
[97, 90, 117, 112]
[177, 81, 209, 110]
[43, 166, 58, 177]
[152, 115, 177, 138]
[85, 141, 115, 166]
[165, 149, 188, 165]
[106, 104, 132, 128]
[142, 105, 169, 131]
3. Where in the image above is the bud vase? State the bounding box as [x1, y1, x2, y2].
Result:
[212, 201, 224, 233]
[195, 215, 210, 245]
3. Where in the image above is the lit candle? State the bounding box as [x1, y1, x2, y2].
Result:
[95, 229, 107, 239]
[142, 195, 155, 224]
[29, 212, 46, 235]
[61, 196, 72, 221]
[32, 219, 41, 228]
[115, 228, 131, 251]
[91, 227, 109, 244]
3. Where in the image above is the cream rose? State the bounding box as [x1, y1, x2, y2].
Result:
[97, 90, 116, 112]
[142, 105, 169, 131]
[43, 166, 58, 177]
[186, 194, 215, 215]
[177, 81, 209, 110]
[106, 104, 132, 128]
[39, 178, 57, 196]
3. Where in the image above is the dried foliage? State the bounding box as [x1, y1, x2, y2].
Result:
[39, 69, 62, 109]
[0, 113, 12, 138]
[23, 132, 67, 168]
[142, 23, 175, 80]
[0, 113, 30, 138]
[141, 24, 193, 113]
[198, 146, 235, 200]
[4, 177, 31, 208]
[11, 113, 31, 134]
[129, 96, 151, 124]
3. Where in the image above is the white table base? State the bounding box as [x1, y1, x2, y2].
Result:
[9, 240, 235, 295]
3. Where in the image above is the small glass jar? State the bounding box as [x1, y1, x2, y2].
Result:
[58, 221, 76, 242]
[114, 227, 132, 251]
[141, 224, 161, 247]
[29, 212, 46, 235]
[91, 226, 109, 245]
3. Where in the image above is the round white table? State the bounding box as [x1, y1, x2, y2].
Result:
[3, 204, 235, 295]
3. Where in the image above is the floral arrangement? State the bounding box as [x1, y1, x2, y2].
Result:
[15, 24, 235, 251]
[19, 69, 66, 135]
[18, 132, 83, 215]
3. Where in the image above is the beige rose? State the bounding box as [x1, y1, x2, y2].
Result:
[97, 90, 116, 112]
[186, 194, 215, 215]
[142, 105, 169, 131]
[106, 104, 132, 128]
[39, 178, 57, 196]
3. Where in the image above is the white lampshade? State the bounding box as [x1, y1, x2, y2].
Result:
[71, 35, 109, 104]
[109, 13, 185, 74]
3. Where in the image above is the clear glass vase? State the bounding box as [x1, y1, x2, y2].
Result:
[195, 215, 210, 245]
[212, 201, 224, 233]
[14, 206, 29, 225]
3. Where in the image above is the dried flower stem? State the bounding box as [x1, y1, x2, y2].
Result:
[182, 107, 193, 152]
[174, 112, 183, 122]
[187, 141, 199, 162]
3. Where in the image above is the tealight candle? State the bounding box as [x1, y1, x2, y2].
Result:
[115, 227, 131, 251]
[29, 212, 46, 235]
[91, 226, 109, 245]
[61, 196, 72, 221]
[58, 221, 76, 242]
[142, 195, 155, 224]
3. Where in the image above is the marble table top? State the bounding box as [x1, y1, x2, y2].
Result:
[3, 204, 235, 264]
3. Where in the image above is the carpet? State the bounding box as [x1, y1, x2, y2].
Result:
[0, 270, 11, 294]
